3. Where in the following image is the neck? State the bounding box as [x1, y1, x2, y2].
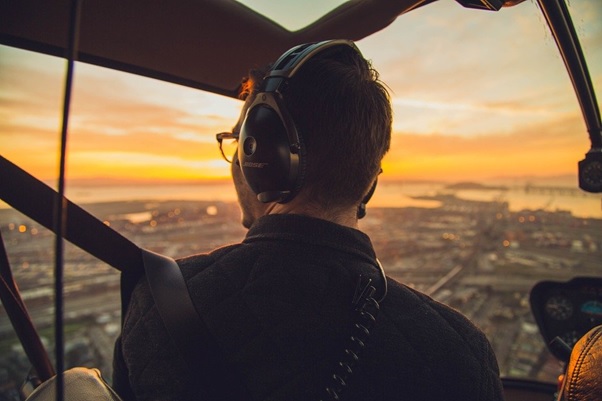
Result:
[265, 200, 359, 229]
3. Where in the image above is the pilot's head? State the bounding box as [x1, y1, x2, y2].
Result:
[228, 40, 392, 228]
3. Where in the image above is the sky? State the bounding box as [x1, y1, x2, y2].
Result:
[1, 0, 601, 187]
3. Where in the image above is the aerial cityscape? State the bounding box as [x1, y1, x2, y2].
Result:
[0, 190, 600, 400]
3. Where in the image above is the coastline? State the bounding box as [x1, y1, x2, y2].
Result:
[1, 181, 600, 219]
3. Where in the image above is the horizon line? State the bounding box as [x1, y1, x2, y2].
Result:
[42, 174, 579, 187]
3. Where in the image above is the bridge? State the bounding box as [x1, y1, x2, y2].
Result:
[523, 184, 587, 197]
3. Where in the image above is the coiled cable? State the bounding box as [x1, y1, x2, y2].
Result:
[320, 274, 382, 401]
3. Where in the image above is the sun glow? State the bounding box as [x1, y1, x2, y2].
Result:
[1, 1, 600, 188]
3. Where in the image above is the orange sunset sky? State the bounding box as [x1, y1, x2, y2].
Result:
[1, 0, 601, 187]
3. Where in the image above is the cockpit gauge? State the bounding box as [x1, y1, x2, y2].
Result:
[581, 300, 602, 321]
[530, 277, 602, 362]
[545, 296, 574, 320]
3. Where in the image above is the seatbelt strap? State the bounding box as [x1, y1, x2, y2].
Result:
[141, 249, 204, 370]
[140, 249, 250, 399]
[0, 156, 142, 275]
[1, 155, 249, 397]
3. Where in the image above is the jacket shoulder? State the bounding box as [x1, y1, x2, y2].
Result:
[361, 278, 503, 400]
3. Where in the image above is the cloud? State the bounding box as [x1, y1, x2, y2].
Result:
[385, 112, 589, 181]
[2, 0, 600, 186]
[361, 0, 584, 130]
[1, 47, 242, 180]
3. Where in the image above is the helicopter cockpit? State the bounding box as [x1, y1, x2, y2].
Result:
[0, 0, 601, 400]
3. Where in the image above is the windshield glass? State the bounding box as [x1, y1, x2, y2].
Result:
[0, 0, 600, 396]
[353, 0, 602, 381]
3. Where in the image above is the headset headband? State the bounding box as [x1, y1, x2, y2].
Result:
[269, 40, 360, 79]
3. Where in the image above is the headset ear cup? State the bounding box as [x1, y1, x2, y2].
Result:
[238, 97, 301, 203]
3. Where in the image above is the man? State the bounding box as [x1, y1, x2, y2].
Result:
[113, 40, 504, 401]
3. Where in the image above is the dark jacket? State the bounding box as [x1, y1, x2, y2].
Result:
[113, 214, 503, 401]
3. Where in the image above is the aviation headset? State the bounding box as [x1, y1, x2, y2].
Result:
[238, 39, 380, 213]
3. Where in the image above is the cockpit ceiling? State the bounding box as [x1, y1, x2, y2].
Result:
[0, 0, 437, 99]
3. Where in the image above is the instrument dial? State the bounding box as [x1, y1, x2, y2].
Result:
[545, 296, 574, 320]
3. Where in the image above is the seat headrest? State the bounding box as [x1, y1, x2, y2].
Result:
[557, 325, 602, 401]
